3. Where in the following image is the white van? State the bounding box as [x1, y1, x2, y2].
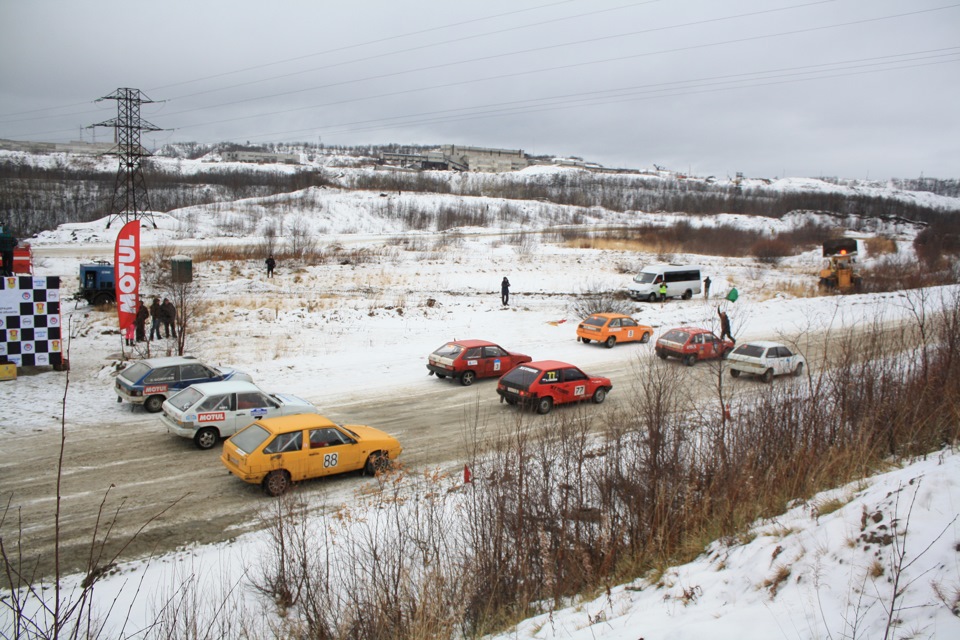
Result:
[628, 264, 703, 302]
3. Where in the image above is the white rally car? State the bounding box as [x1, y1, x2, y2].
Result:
[727, 341, 806, 382]
[161, 380, 320, 449]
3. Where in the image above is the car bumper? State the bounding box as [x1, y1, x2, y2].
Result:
[729, 361, 766, 375]
[161, 414, 196, 439]
[426, 363, 458, 377]
[220, 452, 264, 484]
[115, 387, 145, 405]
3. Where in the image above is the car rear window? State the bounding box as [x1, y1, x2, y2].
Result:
[733, 344, 766, 358]
[230, 424, 271, 454]
[119, 362, 150, 383]
[166, 387, 203, 411]
[501, 365, 542, 388]
[583, 316, 607, 327]
[432, 343, 463, 358]
[661, 329, 690, 343]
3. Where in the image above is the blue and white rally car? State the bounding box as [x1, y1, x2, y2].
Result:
[727, 341, 806, 382]
[116, 356, 252, 413]
[161, 380, 321, 449]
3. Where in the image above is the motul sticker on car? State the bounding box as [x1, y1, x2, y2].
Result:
[198, 412, 226, 422]
[144, 384, 168, 394]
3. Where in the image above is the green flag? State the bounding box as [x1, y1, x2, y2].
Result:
[726, 287, 739, 302]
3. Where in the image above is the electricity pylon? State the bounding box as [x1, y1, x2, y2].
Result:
[92, 88, 162, 229]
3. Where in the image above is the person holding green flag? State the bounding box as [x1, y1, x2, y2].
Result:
[718, 305, 735, 343]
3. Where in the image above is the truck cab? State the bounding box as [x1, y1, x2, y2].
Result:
[78, 262, 115, 305]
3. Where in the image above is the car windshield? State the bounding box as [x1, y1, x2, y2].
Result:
[432, 343, 463, 358]
[119, 362, 150, 383]
[583, 316, 607, 327]
[733, 344, 767, 358]
[661, 329, 690, 343]
[230, 424, 271, 455]
[633, 272, 657, 284]
[500, 365, 542, 388]
[166, 387, 203, 411]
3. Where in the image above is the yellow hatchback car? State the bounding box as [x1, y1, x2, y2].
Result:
[221, 414, 402, 496]
[576, 313, 653, 348]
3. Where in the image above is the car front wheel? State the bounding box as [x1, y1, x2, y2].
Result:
[144, 395, 164, 413]
[640, 332, 651, 344]
[794, 362, 804, 377]
[461, 371, 476, 386]
[262, 470, 291, 497]
[194, 427, 219, 450]
[592, 388, 607, 404]
[536, 396, 554, 415]
[365, 452, 388, 475]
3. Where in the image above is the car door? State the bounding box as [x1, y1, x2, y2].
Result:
[560, 367, 590, 404]
[773, 346, 795, 375]
[481, 345, 509, 378]
[235, 390, 281, 434]
[194, 392, 234, 434]
[177, 363, 214, 392]
[142, 366, 177, 396]
[620, 317, 638, 342]
[307, 426, 362, 477]
[537, 367, 563, 403]
[463, 346, 483, 376]
[703, 332, 722, 359]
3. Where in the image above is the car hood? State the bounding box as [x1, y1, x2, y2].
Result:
[274, 393, 318, 409]
[344, 424, 402, 449]
[220, 367, 253, 382]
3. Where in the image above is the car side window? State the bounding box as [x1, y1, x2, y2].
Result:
[465, 347, 482, 359]
[777, 347, 793, 358]
[180, 364, 211, 381]
[264, 431, 303, 454]
[562, 368, 587, 382]
[145, 367, 176, 383]
[609, 318, 621, 328]
[541, 369, 561, 384]
[199, 394, 232, 412]
[237, 392, 271, 409]
[622, 318, 637, 327]
[482, 346, 506, 358]
[309, 427, 348, 448]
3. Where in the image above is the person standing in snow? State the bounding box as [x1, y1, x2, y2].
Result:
[266, 255, 276, 278]
[703, 276, 711, 300]
[718, 306, 735, 343]
[501, 277, 511, 306]
[148, 297, 162, 341]
[659, 281, 668, 303]
[161, 297, 178, 339]
[135, 296, 149, 342]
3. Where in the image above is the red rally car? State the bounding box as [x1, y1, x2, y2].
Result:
[427, 339, 532, 386]
[655, 327, 734, 366]
[497, 360, 612, 415]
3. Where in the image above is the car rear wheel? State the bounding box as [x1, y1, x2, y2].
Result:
[460, 371, 476, 386]
[581, 338, 591, 344]
[683, 354, 696, 367]
[656, 349, 668, 360]
[640, 332, 651, 344]
[682, 289, 692, 300]
[536, 397, 554, 415]
[262, 470, 291, 497]
[144, 395, 164, 413]
[194, 427, 219, 450]
[730, 369, 741, 378]
[592, 388, 607, 404]
[436, 373, 446, 379]
[761, 368, 774, 383]
[794, 362, 804, 377]
[365, 452, 388, 476]
[605, 336, 616, 349]
[93, 292, 112, 306]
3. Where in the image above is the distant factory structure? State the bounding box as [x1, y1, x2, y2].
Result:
[380, 145, 532, 173]
[221, 149, 300, 164]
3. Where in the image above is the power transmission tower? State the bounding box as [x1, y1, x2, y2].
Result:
[92, 88, 162, 229]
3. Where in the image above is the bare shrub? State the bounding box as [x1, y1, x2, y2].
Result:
[568, 286, 634, 318]
[865, 235, 897, 256]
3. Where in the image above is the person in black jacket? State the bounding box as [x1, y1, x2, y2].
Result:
[161, 298, 178, 339]
[135, 297, 149, 342]
[266, 255, 276, 278]
[718, 306, 734, 343]
[501, 277, 511, 306]
[149, 297, 162, 341]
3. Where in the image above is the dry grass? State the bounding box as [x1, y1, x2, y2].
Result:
[865, 235, 898, 256]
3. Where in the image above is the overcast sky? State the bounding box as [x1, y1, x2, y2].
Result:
[1, 0, 958, 180]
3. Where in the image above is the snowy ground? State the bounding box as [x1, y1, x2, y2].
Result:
[3, 178, 960, 638]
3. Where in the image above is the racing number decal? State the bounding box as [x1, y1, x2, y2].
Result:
[544, 371, 558, 382]
[627, 330, 634, 338]
[574, 385, 586, 396]
[323, 453, 339, 468]
[494, 359, 501, 371]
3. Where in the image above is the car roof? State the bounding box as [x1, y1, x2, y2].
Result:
[180, 380, 262, 395]
[666, 326, 711, 334]
[137, 355, 201, 367]
[587, 312, 630, 320]
[448, 339, 496, 348]
[254, 413, 338, 433]
[524, 360, 577, 370]
[739, 340, 785, 349]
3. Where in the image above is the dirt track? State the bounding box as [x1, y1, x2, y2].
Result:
[1, 318, 909, 579]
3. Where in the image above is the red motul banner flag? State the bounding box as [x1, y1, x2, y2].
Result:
[114, 220, 141, 330]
